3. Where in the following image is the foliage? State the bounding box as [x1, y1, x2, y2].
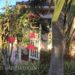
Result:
[11, 61, 50, 75]
[70, 0, 75, 16]
[40, 50, 51, 64]
[5, 60, 75, 75]
[20, 13, 29, 27]
[23, 38, 30, 45]
[52, 0, 65, 22]
[64, 61, 75, 75]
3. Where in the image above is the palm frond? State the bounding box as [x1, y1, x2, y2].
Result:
[52, 0, 65, 22]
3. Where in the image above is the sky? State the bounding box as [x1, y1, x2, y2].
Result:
[0, 0, 28, 13]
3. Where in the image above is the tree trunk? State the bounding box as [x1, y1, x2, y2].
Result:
[68, 17, 75, 58]
[48, 14, 64, 75]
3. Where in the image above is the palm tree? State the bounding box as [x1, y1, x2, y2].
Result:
[48, 0, 75, 75]
[65, 0, 75, 59]
[48, 0, 66, 75]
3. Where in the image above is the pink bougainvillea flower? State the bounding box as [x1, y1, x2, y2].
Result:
[27, 44, 36, 50]
[7, 36, 15, 43]
[30, 32, 35, 38]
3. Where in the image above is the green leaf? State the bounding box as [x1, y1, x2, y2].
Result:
[52, 0, 65, 22]
[54, 0, 57, 6]
[70, 0, 75, 16]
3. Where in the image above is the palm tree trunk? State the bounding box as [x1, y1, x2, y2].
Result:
[68, 17, 75, 58]
[48, 14, 64, 75]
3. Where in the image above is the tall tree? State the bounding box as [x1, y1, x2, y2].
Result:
[48, 0, 75, 75]
[64, 0, 75, 58]
[48, 0, 66, 75]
